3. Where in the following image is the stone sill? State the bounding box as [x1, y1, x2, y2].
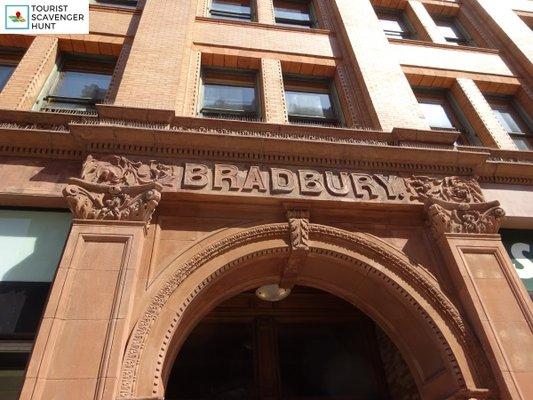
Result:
[389, 38, 499, 54]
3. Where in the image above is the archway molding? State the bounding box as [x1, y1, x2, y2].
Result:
[118, 223, 493, 400]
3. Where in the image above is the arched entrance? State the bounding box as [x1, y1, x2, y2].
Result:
[166, 286, 420, 399]
[118, 223, 493, 400]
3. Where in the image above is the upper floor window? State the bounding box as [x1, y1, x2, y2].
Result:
[434, 17, 471, 46]
[376, 9, 412, 39]
[200, 68, 259, 120]
[284, 76, 342, 126]
[0, 48, 24, 91]
[210, 0, 253, 21]
[38, 54, 115, 112]
[274, 0, 315, 28]
[488, 97, 532, 150]
[90, 0, 138, 8]
[415, 89, 476, 145]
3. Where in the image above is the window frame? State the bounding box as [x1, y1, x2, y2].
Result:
[35, 53, 116, 113]
[89, 0, 138, 8]
[0, 47, 24, 92]
[487, 96, 533, 150]
[414, 88, 479, 146]
[199, 67, 261, 121]
[273, 0, 317, 29]
[209, 0, 254, 22]
[283, 74, 343, 127]
[433, 16, 472, 46]
[375, 8, 413, 40]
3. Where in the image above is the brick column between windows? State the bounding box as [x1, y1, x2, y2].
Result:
[451, 78, 518, 150]
[261, 58, 288, 124]
[332, 0, 429, 131]
[113, 0, 197, 110]
[406, 0, 448, 45]
[257, 0, 276, 24]
[0, 37, 58, 110]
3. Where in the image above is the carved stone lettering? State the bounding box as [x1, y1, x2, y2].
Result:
[271, 168, 296, 194]
[213, 164, 240, 191]
[374, 175, 406, 200]
[243, 166, 267, 192]
[351, 174, 379, 200]
[299, 170, 323, 195]
[325, 171, 350, 196]
[183, 163, 209, 189]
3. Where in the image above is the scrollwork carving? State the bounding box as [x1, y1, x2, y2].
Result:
[287, 209, 310, 252]
[426, 199, 505, 236]
[406, 176, 484, 204]
[63, 155, 174, 225]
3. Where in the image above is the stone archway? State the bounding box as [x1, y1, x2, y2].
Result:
[118, 222, 493, 400]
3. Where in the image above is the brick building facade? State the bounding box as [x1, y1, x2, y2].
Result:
[0, 0, 532, 399]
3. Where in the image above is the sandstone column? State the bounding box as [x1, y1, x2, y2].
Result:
[417, 177, 533, 400]
[20, 155, 175, 400]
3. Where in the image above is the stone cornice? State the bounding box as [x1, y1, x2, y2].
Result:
[0, 110, 532, 184]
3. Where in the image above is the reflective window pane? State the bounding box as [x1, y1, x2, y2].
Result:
[203, 84, 256, 112]
[0, 210, 71, 337]
[274, 1, 311, 26]
[0, 351, 28, 400]
[435, 19, 464, 44]
[50, 71, 111, 101]
[211, 0, 251, 20]
[418, 101, 454, 129]
[492, 108, 523, 133]
[0, 65, 15, 91]
[285, 90, 335, 119]
[377, 13, 409, 38]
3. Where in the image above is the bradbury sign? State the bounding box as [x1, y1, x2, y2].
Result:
[180, 162, 410, 202]
[1, 0, 88, 34]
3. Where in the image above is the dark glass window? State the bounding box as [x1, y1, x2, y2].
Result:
[284, 76, 341, 126]
[40, 55, 115, 112]
[210, 0, 252, 21]
[200, 69, 259, 120]
[376, 9, 412, 39]
[0, 65, 15, 91]
[274, 0, 315, 28]
[488, 98, 532, 150]
[501, 229, 533, 300]
[0, 48, 24, 91]
[0, 210, 71, 400]
[90, 0, 138, 7]
[434, 17, 470, 46]
[415, 89, 478, 145]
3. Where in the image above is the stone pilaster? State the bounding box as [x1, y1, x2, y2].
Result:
[20, 155, 175, 400]
[451, 78, 518, 150]
[261, 58, 288, 124]
[332, 0, 430, 131]
[0, 37, 58, 110]
[256, 0, 275, 24]
[406, 0, 448, 44]
[419, 177, 533, 400]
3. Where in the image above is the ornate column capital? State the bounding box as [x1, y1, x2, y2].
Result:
[406, 175, 506, 236]
[63, 155, 176, 226]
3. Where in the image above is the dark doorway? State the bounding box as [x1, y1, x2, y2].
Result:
[166, 287, 419, 400]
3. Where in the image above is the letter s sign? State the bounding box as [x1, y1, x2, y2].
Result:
[511, 242, 533, 280]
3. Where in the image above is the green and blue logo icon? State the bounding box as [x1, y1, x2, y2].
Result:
[5, 5, 30, 30]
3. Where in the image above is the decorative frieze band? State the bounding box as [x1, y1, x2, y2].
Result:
[63, 155, 506, 234]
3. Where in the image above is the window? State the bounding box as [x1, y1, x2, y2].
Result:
[415, 89, 476, 145]
[284, 76, 342, 126]
[501, 229, 533, 300]
[90, 0, 138, 8]
[200, 68, 259, 120]
[274, 0, 315, 28]
[376, 9, 412, 39]
[37, 54, 115, 112]
[488, 97, 532, 150]
[434, 17, 471, 46]
[210, 0, 253, 21]
[0, 210, 71, 400]
[0, 48, 24, 92]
